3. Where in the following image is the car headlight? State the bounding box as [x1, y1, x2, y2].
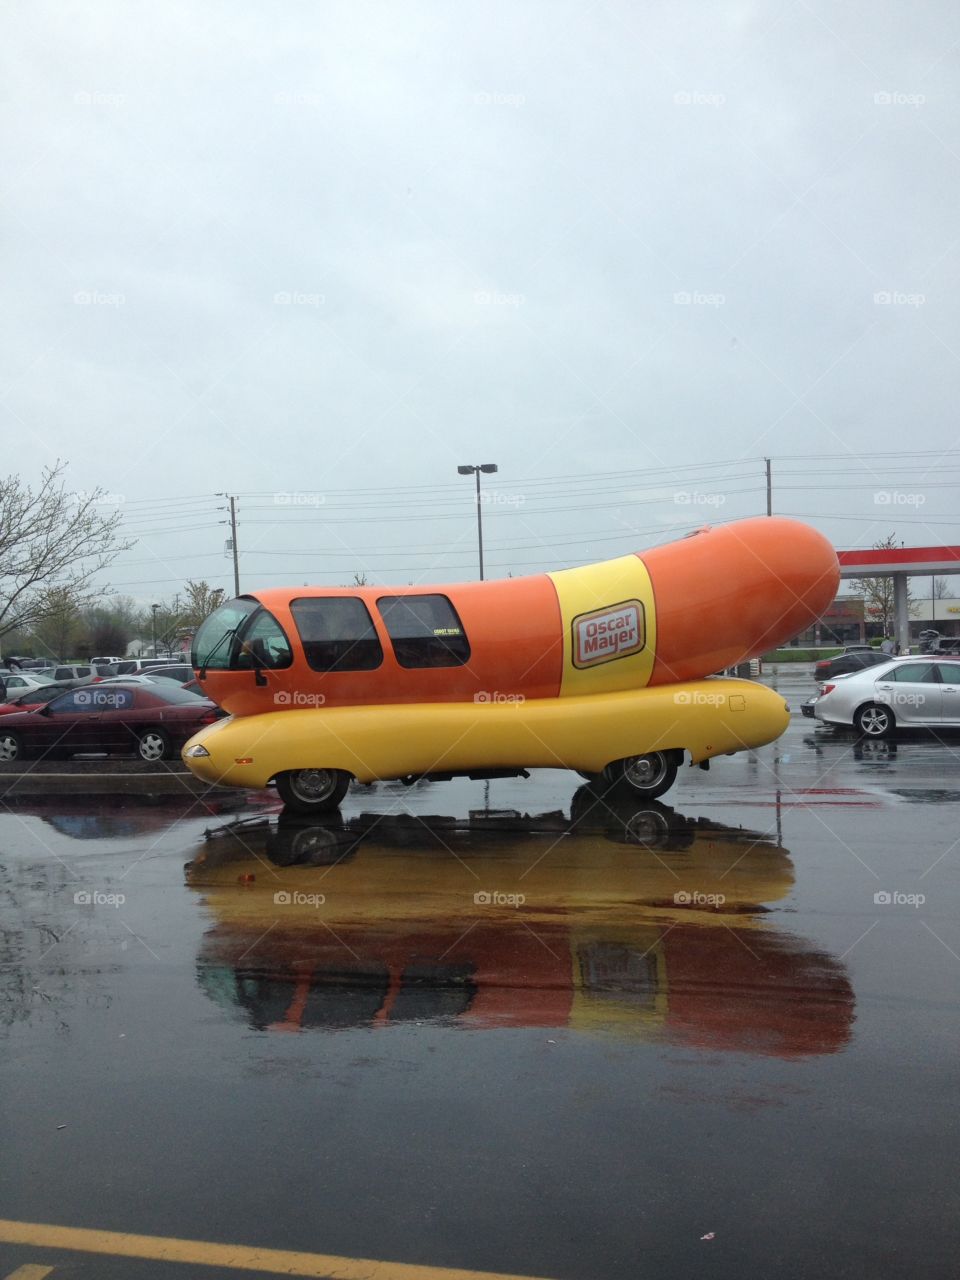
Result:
[185, 744, 211, 758]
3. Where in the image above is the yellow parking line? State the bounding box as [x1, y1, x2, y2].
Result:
[0, 1220, 556, 1280]
[5, 1267, 55, 1279]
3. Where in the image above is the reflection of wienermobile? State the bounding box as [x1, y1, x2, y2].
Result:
[182, 517, 838, 811]
[186, 791, 854, 1057]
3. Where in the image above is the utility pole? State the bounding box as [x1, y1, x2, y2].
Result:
[218, 493, 241, 596]
[765, 457, 772, 516]
[229, 496, 240, 595]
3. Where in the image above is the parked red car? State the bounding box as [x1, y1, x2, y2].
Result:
[0, 681, 223, 762]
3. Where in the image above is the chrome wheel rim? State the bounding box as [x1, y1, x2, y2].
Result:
[860, 707, 890, 736]
[0, 735, 19, 761]
[622, 753, 669, 791]
[139, 732, 166, 760]
[289, 769, 338, 803]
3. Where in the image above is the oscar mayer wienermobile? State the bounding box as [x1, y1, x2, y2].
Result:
[182, 516, 838, 812]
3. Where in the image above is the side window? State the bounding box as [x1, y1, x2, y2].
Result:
[234, 609, 294, 671]
[377, 595, 470, 669]
[888, 663, 939, 683]
[49, 691, 98, 713]
[290, 598, 383, 672]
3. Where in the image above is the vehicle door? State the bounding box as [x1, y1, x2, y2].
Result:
[90, 686, 141, 752]
[873, 662, 942, 725]
[38, 689, 103, 754]
[937, 664, 960, 724]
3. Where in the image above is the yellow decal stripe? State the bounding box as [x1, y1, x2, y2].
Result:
[547, 555, 657, 697]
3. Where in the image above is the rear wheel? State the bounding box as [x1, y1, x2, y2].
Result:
[138, 728, 171, 761]
[855, 703, 895, 738]
[276, 768, 352, 814]
[0, 730, 23, 762]
[603, 751, 678, 800]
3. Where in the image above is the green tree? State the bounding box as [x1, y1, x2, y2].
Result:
[29, 586, 81, 661]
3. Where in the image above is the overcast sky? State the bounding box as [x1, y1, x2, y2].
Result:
[3, 0, 960, 603]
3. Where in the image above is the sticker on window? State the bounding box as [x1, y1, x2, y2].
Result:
[572, 600, 646, 668]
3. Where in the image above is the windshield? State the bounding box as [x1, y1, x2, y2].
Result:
[192, 598, 293, 672]
[192, 598, 259, 670]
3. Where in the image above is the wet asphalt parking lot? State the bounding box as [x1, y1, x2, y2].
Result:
[1, 666, 958, 1280]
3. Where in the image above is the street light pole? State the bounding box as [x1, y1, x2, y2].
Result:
[151, 603, 159, 657]
[457, 463, 498, 580]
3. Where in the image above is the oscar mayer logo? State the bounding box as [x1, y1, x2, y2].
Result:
[572, 599, 646, 668]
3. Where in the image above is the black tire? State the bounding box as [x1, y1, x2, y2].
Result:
[854, 703, 895, 738]
[602, 751, 678, 800]
[275, 768, 352, 814]
[138, 728, 172, 761]
[0, 729, 24, 762]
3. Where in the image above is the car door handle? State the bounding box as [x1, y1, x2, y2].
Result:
[944, 686, 957, 692]
[877, 684, 892, 690]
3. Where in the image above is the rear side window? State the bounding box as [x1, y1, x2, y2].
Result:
[377, 595, 470, 669]
[888, 663, 939, 683]
[291, 598, 383, 672]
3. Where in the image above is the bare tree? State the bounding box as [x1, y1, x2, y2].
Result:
[933, 576, 953, 600]
[848, 534, 917, 633]
[181, 580, 226, 628]
[0, 463, 131, 640]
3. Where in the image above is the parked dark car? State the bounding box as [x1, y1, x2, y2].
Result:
[0, 681, 223, 762]
[0, 682, 75, 717]
[814, 649, 890, 682]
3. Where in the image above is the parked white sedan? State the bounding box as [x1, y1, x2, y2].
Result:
[814, 656, 960, 736]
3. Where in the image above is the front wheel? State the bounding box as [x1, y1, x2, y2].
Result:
[276, 768, 352, 814]
[603, 751, 678, 800]
[855, 703, 895, 738]
[0, 730, 24, 762]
